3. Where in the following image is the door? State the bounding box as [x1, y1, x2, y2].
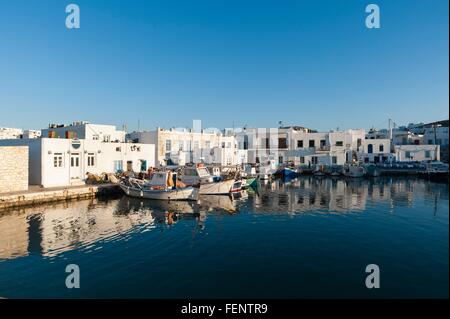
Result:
[70, 153, 82, 180]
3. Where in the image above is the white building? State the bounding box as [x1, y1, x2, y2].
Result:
[233, 126, 365, 166]
[0, 127, 23, 139]
[0, 138, 155, 188]
[127, 127, 244, 167]
[359, 139, 394, 163]
[22, 129, 41, 139]
[394, 145, 440, 162]
[42, 121, 126, 142]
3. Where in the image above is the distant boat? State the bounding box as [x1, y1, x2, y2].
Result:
[343, 165, 365, 178]
[282, 167, 298, 178]
[119, 172, 198, 201]
[418, 161, 449, 183]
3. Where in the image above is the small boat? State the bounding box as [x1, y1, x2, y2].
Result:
[179, 163, 238, 195]
[198, 178, 236, 195]
[231, 179, 243, 193]
[282, 167, 298, 178]
[342, 165, 365, 178]
[242, 177, 257, 188]
[418, 161, 449, 183]
[119, 172, 198, 201]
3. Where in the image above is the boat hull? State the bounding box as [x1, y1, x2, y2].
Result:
[199, 179, 235, 195]
[119, 184, 198, 201]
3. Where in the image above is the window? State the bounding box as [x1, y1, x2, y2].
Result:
[311, 156, 318, 164]
[332, 156, 337, 164]
[114, 160, 123, 173]
[116, 147, 121, 152]
[53, 153, 63, 167]
[335, 141, 343, 147]
[278, 138, 287, 149]
[71, 155, 80, 167]
[300, 156, 305, 164]
[428, 139, 433, 144]
[263, 138, 270, 149]
[278, 156, 283, 164]
[379, 145, 384, 152]
[309, 140, 315, 148]
[357, 138, 362, 148]
[221, 142, 225, 148]
[166, 139, 172, 152]
[368, 144, 373, 154]
[297, 140, 303, 148]
[320, 139, 326, 147]
[93, 134, 99, 140]
[425, 151, 431, 158]
[405, 151, 411, 158]
[140, 160, 147, 171]
[179, 141, 184, 151]
[103, 135, 111, 142]
[87, 153, 95, 166]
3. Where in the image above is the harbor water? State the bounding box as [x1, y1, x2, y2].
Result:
[0, 177, 448, 298]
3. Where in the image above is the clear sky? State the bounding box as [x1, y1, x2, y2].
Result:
[0, 0, 448, 132]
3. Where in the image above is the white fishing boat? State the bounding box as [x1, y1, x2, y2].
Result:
[342, 165, 366, 178]
[119, 171, 198, 201]
[179, 163, 237, 195]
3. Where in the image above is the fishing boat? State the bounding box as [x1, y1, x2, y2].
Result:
[418, 161, 449, 183]
[119, 171, 198, 201]
[342, 165, 366, 178]
[179, 163, 237, 195]
[242, 177, 257, 188]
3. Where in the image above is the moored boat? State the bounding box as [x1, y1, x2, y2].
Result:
[119, 172, 198, 201]
[342, 165, 365, 178]
[179, 164, 238, 195]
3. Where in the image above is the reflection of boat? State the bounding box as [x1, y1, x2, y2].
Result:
[119, 172, 198, 201]
[180, 164, 237, 195]
[118, 195, 196, 214]
[364, 164, 381, 177]
[197, 195, 237, 212]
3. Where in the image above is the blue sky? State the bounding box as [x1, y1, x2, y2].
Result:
[0, 0, 448, 132]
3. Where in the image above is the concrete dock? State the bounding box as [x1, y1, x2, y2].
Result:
[0, 183, 121, 211]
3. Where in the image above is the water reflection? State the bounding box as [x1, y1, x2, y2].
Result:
[0, 177, 447, 261]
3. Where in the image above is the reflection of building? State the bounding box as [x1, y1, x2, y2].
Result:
[0, 211, 29, 259]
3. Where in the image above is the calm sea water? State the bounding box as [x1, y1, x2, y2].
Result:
[0, 177, 448, 298]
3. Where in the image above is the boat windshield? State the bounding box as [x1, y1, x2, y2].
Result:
[197, 167, 210, 178]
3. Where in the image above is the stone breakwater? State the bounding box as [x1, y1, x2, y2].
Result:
[0, 184, 120, 211]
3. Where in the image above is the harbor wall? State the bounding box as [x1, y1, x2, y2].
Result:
[0, 184, 120, 211]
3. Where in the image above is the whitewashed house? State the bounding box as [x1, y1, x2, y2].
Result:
[0, 127, 23, 139]
[394, 145, 440, 162]
[127, 127, 244, 166]
[359, 139, 395, 163]
[42, 121, 126, 142]
[0, 138, 155, 188]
